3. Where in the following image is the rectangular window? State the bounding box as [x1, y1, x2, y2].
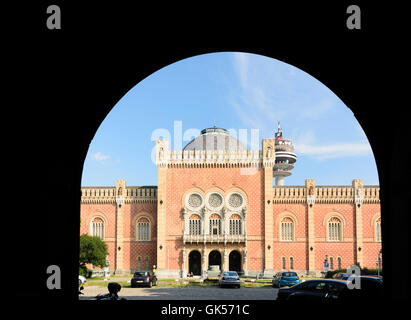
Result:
[189, 220, 201, 235]
[92, 222, 104, 239]
[137, 222, 150, 241]
[281, 222, 293, 241]
[229, 220, 241, 235]
[209, 219, 221, 235]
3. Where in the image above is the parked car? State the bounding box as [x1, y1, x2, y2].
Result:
[219, 271, 241, 288]
[276, 279, 348, 302]
[276, 277, 383, 302]
[130, 271, 158, 288]
[338, 276, 383, 301]
[207, 265, 221, 280]
[272, 271, 300, 288]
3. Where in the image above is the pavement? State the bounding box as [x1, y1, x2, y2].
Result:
[79, 285, 278, 300]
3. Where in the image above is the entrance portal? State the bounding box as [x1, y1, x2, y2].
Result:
[208, 250, 222, 270]
[188, 250, 202, 276]
[229, 250, 242, 272]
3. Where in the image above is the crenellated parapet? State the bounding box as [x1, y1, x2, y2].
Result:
[155, 146, 263, 168]
[272, 180, 379, 204]
[81, 185, 157, 204]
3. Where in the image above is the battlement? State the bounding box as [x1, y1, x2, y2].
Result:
[157, 149, 266, 168]
[81, 186, 157, 204]
[81, 183, 379, 204]
[272, 185, 379, 203]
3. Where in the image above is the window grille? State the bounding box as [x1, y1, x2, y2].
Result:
[329, 257, 334, 270]
[209, 218, 221, 235]
[280, 218, 294, 241]
[145, 256, 149, 270]
[376, 219, 382, 242]
[328, 218, 342, 241]
[137, 256, 141, 270]
[91, 219, 104, 239]
[229, 219, 241, 235]
[189, 219, 201, 235]
[337, 257, 342, 270]
[137, 220, 150, 241]
[281, 257, 286, 269]
[289, 257, 294, 270]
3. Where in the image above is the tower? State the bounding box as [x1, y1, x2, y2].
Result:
[273, 122, 297, 185]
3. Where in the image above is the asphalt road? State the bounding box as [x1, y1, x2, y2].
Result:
[79, 285, 278, 300]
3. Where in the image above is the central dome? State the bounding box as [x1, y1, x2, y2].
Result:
[183, 127, 247, 152]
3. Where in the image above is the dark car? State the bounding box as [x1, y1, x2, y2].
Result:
[277, 277, 383, 302]
[338, 276, 383, 301]
[131, 271, 158, 288]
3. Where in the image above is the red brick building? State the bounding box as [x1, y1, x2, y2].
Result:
[80, 126, 381, 277]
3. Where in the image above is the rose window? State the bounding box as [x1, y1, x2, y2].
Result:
[208, 193, 223, 207]
[188, 194, 202, 208]
[229, 194, 243, 208]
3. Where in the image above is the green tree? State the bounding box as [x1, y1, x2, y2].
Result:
[79, 234, 108, 269]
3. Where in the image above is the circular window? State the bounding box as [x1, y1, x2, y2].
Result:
[208, 193, 223, 208]
[228, 193, 243, 208]
[188, 194, 202, 208]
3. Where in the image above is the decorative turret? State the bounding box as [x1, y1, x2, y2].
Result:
[273, 122, 297, 185]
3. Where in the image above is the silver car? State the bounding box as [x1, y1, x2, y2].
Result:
[219, 271, 241, 288]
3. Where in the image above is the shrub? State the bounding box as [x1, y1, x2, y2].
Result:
[79, 265, 88, 278]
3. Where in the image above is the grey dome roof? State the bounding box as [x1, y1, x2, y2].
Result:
[183, 127, 247, 152]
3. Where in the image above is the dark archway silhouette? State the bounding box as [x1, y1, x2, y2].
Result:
[188, 250, 201, 276]
[229, 250, 242, 272]
[208, 250, 222, 270]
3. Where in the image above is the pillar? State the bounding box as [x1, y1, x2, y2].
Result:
[353, 179, 364, 267]
[156, 139, 169, 275]
[115, 179, 126, 273]
[262, 139, 275, 276]
[306, 179, 316, 273]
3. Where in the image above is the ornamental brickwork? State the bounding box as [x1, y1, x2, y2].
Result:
[80, 128, 381, 277]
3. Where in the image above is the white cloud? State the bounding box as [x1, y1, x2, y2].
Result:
[233, 52, 249, 88]
[93, 152, 110, 162]
[294, 142, 373, 160]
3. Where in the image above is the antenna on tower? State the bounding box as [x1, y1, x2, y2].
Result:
[275, 121, 283, 138]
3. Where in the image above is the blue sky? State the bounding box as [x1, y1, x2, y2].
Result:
[81, 52, 379, 187]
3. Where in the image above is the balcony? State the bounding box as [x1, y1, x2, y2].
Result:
[183, 233, 247, 244]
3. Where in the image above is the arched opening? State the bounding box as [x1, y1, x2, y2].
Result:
[208, 250, 221, 270]
[229, 250, 242, 272]
[188, 250, 201, 276]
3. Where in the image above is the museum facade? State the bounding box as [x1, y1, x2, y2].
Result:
[80, 126, 381, 277]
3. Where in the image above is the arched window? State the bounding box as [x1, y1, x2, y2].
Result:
[329, 257, 334, 271]
[375, 217, 382, 242]
[337, 257, 342, 270]
[144, 256, 149, 270]
[229, 214, 242, 235]
[328, 217, 342, 241]
[289, 257, 294, 270]
[281, 257, 286, 270]
[189, 214, 201, 235]
[137, 217, 151, 241]
[137, 256, 142, 271]
[91, 217, 104, 239]
[280, 217, 294, 241]
[209, 214, 222, 235]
